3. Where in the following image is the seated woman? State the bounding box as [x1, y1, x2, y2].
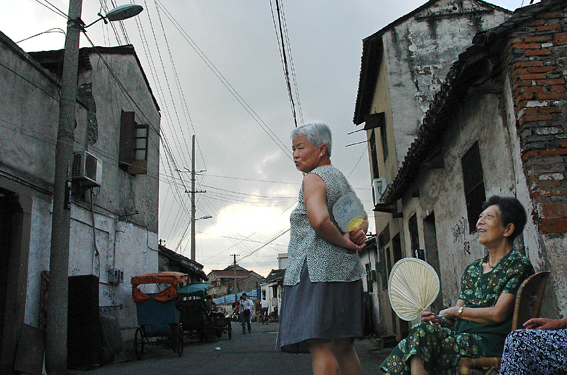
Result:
[380, 196, 534, 375]
[500, 316, 567, 374]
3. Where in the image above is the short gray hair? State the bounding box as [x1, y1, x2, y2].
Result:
[290, 122, 333, 157]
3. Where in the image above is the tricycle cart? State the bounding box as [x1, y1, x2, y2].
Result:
[177, 283, 232, 342]
[131, 272, 188, 359]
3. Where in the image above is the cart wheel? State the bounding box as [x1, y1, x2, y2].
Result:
[134, 327, 145, 360]
[175, 324, 184, 357]
[227, 322, 232, 340]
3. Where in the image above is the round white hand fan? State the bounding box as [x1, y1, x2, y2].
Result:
[388, 257, 440, 321]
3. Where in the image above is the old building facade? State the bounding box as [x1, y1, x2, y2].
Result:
[0, 32, 162, 372]
[354, 0, 513, 339]
[356, 0, 567, 341]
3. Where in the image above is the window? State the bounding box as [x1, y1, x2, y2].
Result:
[378, 232, 388, 289]
[380, 121, 389, 161]
[119, 110, 148, 175]
[461, 142, 486, 233]
[369, 131, 380, 179]
[408, 214, 419, 255]
[134, 125, 149, 161]
[365, 112, 386, 179]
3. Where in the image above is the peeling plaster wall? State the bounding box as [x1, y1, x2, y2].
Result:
[382, 0, 510, 166]
[400, 91, 526, 307]
[81, 51, 160, 233]
[68, 204, 159, 339]
[24, 197, 52, 327]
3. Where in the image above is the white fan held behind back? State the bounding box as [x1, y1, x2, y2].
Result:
[388, 257, 440, 321]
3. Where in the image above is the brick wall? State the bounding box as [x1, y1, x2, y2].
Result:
[508, 1, 567, 234]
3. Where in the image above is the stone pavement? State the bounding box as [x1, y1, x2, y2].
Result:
[66, 321, 393, 375]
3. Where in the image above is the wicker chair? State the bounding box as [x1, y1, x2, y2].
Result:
[457, 271, 550, 375]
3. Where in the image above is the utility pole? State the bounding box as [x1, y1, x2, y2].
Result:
[188, 135, 207, 260]
[231, 254, 239, 303]
[46, 0, 82, 372]
[190, 135, 196, 260]
[43, 4, 142, 374]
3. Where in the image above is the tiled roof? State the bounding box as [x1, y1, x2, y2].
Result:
[264, 269, 286, 284]
[158, 245, 208, 280]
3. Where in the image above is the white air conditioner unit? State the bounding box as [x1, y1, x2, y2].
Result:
[72, 151, 102, 187]
[372, 177, 387, 204]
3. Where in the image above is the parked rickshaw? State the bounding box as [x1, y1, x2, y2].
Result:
[131, 272, 187, 359]
[177, 283, 232, 342]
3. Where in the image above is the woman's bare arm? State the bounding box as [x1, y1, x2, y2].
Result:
[303, 173, 365, 251]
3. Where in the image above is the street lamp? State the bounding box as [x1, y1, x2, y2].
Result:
[191, 215, 212, 261]
[46, 2, 143, 374]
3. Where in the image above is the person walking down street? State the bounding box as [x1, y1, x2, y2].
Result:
[276, 122, 368, 375]
[240, 293, 254, 334]
[261, 297, 270, 323]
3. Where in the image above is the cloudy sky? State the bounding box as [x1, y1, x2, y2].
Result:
[2, 0, 530, 277]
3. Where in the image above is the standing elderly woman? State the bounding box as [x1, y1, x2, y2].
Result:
[276, 122, 368, 375]
[380, 196, 533, 375]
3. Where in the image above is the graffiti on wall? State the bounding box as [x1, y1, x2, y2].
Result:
[452, 217, 470, 254]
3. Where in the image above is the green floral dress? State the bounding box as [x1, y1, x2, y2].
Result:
[380, 250, 533, 375]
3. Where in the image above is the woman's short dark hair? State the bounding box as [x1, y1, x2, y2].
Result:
[482, 195, 527, 242]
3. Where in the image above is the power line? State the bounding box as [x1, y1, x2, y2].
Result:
[270, 0, 303, 127]
[33, 0, 69, 19]
[155, 0, 292, 159]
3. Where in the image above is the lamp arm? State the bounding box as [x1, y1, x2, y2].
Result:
[83, 14, 107, 29]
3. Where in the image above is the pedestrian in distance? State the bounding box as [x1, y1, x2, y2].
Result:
[239, 293, 254, 334]
[261, 297, 270, 324]
[276, 122, 368, 375]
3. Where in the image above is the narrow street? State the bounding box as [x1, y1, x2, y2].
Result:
[69, 321, 391, 375]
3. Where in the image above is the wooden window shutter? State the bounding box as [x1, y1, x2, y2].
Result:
[119, 110, 147, 175]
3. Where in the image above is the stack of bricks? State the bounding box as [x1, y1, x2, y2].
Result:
[507, 0, 567, 234]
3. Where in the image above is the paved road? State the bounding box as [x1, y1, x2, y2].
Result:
[69, 321, 391, 375]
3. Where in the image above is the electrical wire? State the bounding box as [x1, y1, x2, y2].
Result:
[269, 0, 303, 127]
[155, 0, 292, 159]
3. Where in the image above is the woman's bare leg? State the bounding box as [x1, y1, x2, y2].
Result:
[330, 338, 361, 375]
[308, 339, 338, 375]
[307, 338, 361, 375]
[409, 355, 428, 375]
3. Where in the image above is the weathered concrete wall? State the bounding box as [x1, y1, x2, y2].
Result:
[23, 197, 52, 327]
[83, 51, 160, 233]
[400, 90, 529, 307]
[382, 0, 510, 166]
[68, 49, 161, 338]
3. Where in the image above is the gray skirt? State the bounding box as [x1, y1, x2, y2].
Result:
[276, 261, 365, 353]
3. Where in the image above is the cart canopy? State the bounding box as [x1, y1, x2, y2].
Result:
[177, 282, 209, 298]
[131, 272, 188, 286]
[131, 272, 188, 304]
